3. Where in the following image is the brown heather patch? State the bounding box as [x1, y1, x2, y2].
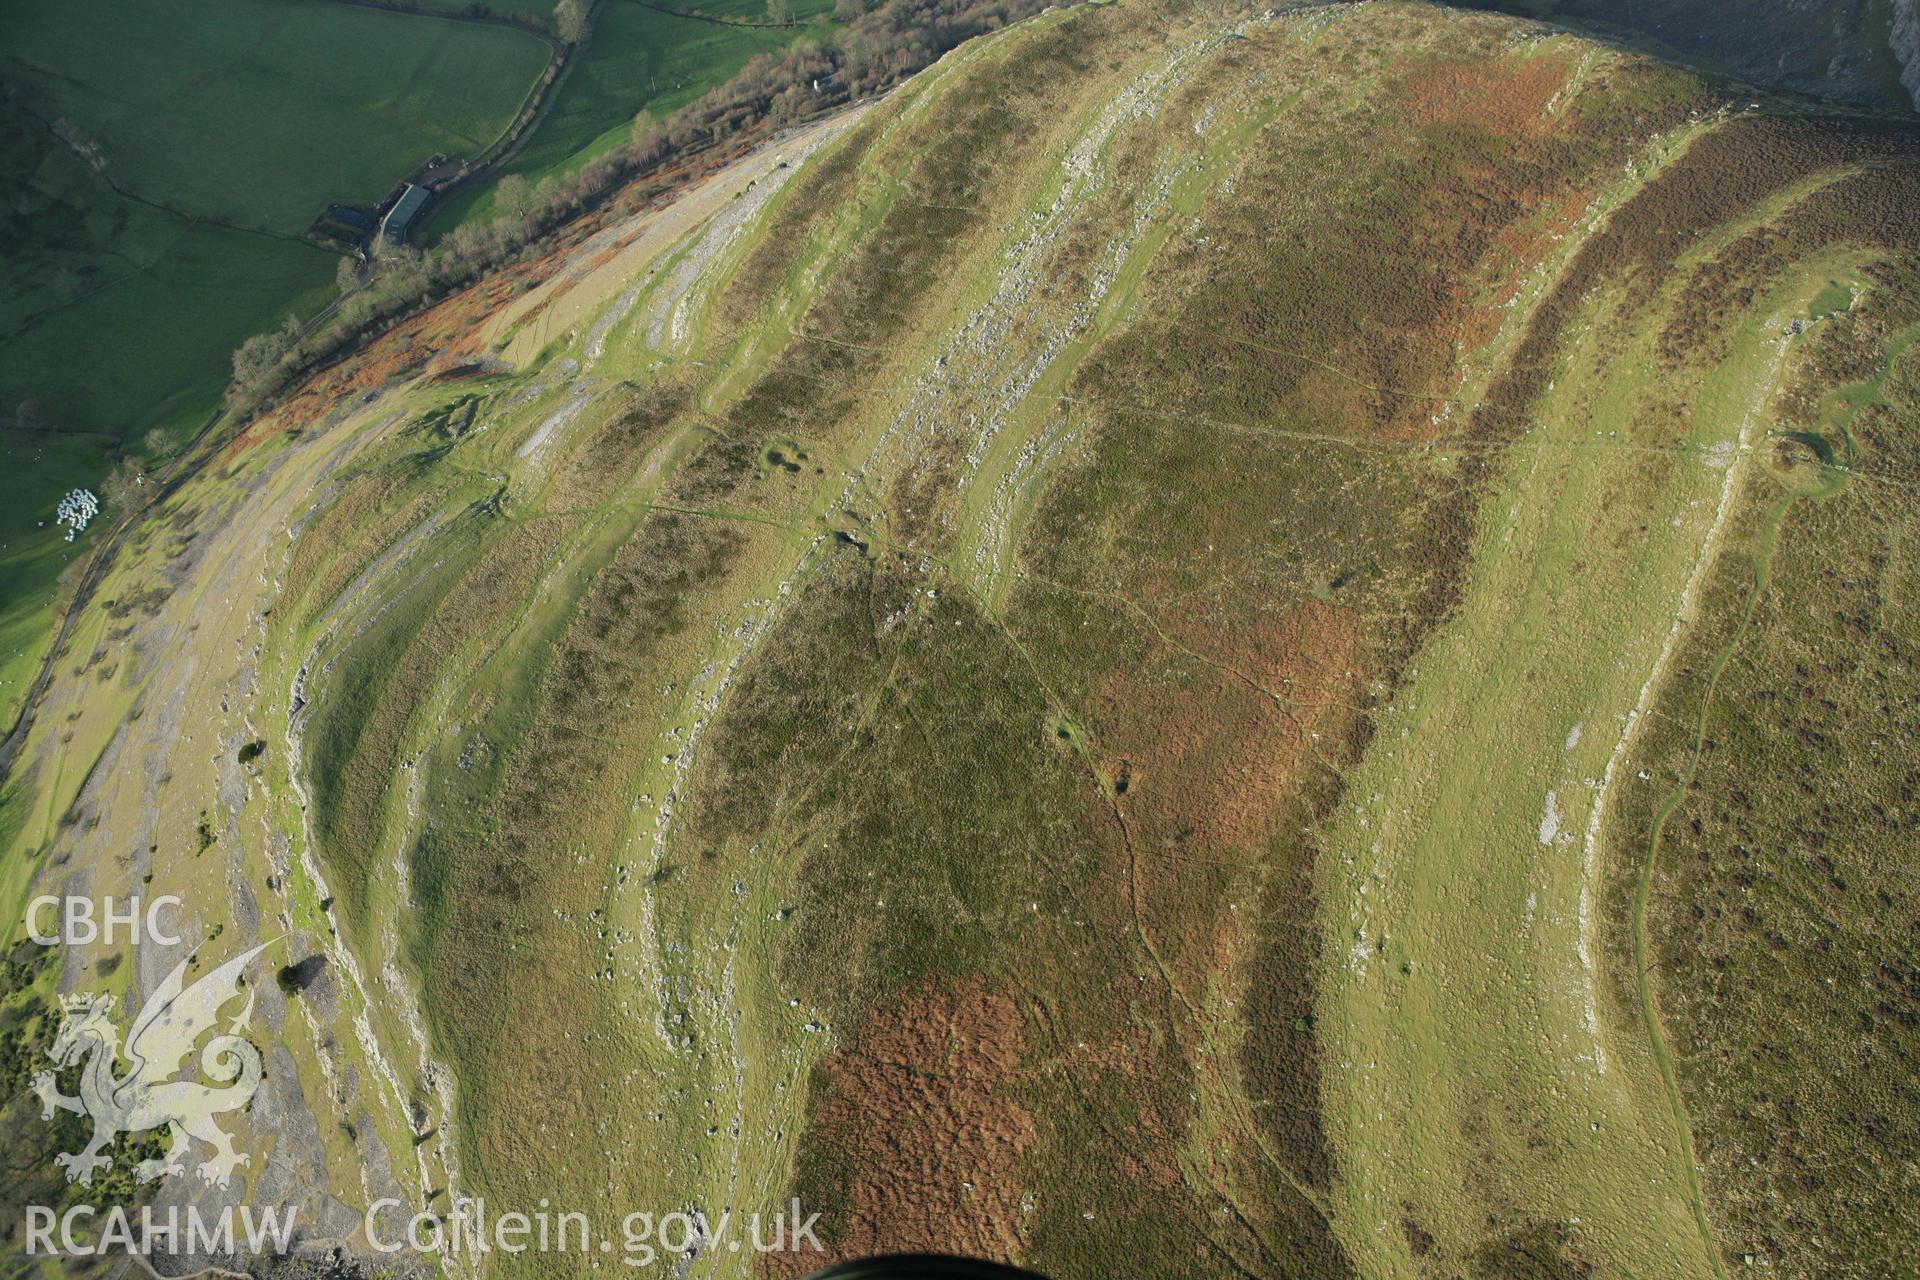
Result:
[1061, 598, 1364, 1065]
[1217, 597, 1366, 714]
[1097, 598, 1365, 863]
[506, 293, 555, 337]
[540, 272, 582, 307]
[418, 296, 523, 366]
[227, 213, 592, 457]
[1075, 58, 1678, 451]
[225, 345, 402, 456]
[1094, 665, 1299, 859]
[1488, 183, 1598, 312]
[1400, 51, 1578, 141]
[1456, 298, 1509, 359]
[455, 269, 530, 319]
[227, 281, 494, 457]
[783, 976, 1035, 1270]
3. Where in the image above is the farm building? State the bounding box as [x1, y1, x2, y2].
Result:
[325, 203, 377, 235]
[380, 183, 433, 244]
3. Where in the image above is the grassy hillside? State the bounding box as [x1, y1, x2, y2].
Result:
[1600, 180, 1920, 1276]
[1, 1, 1916, 1278]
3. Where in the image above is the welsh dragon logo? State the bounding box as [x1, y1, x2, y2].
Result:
[31, 941, 274, 1188]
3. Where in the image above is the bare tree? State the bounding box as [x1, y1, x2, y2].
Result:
[555, 0, 590, 44]
[630, 107, 658, 148]
[99, 455, 148, 515]
[495, 173, 535, 218]
[226, 315, 303, 404]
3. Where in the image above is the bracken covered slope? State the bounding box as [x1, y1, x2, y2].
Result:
[3, 3, 1918, 1278]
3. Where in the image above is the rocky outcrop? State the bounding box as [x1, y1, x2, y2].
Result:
[1896, 0, 1920, 110]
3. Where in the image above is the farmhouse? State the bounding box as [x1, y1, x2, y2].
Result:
[379, 183, 433, 244]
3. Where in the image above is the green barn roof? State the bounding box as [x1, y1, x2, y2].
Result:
[380, 183, 432, 242]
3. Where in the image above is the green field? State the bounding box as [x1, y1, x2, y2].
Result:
[0, 100, 339, 426]
[518, 0, 831, 176]
[0, 0, 551, 234]
[0, 96, 339, 725]
[0, 429, 112, 723]
[416, 0, 561, 14]
[423, 0, 836, 235]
